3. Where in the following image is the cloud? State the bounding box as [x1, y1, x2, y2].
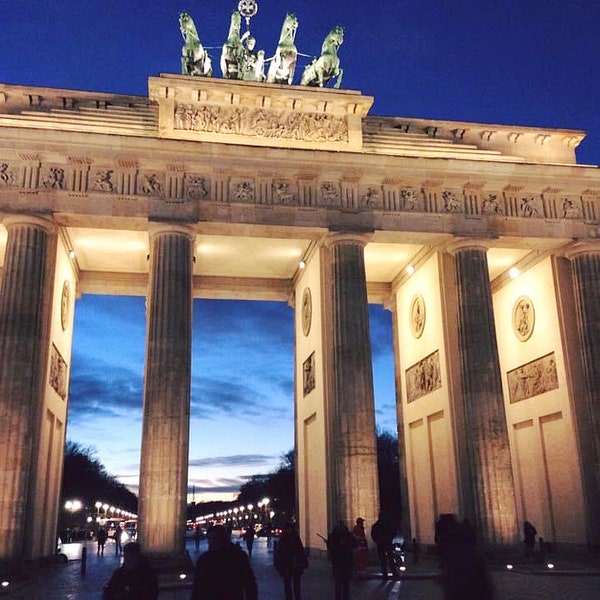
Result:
[67, 357, 143, 423]
[188, 454, 275, 468]
[187, 477, 247, 494]
[190, 373, 291, 421]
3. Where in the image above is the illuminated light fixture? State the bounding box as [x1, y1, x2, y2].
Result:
[399, 565, 406, 572]
[506, 564, 513, 570]
[299, 260, 306, 269]
[547, 563, 554, 569]
[406, 265, 415, 275]
[509, 267, 520, 279]
[1, 581, 10, 588]
[68, 250, 76, 259]
[179, 573, 187, 580]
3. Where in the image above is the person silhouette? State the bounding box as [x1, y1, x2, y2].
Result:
[191, 525, 257, 600]
[103, 542, 158, 599]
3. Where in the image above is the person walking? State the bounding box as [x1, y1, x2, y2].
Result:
[523, 520, 537, 557]
[103, 542, 158, 599]
[327, 521, 355, 600]
[351, 518, 368, 578]
[194, 523, 202, 551]
[191, 524, 258, 600]
[244, 523, 256, 557]
[274, 521, 308, 600]
[97, 527, 107, 556]
[370, 513, 396, 579]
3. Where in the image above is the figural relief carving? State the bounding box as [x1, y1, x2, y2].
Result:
[409, 294, 426, 339]
[49, 344, 68, 401]
[406, 350, 441, 403]
[512, 296, 535, 342]
[42, 167, 66, 189]
[174, 104, 348, 142]
[507, 352, 559, 403]
[303, 351, 315, 396]
[301, 287, 312, 336]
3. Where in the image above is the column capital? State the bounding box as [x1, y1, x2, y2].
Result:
[445, 237, 490, 256]
[563, 241, 600, 260]
[1, 213, 56, 234]
[323, 231, 373, 249]
[148, 221, 197, 242]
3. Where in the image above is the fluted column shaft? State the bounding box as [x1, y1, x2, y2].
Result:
[569, 249, 600, 543]
[327, 233, 379, 526]
[138, 226, 193, 557]
[453, 244, 518, 547]
[0, 216, 55, 562]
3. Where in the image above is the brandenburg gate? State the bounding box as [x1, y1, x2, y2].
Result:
[2, 30, 600, 565]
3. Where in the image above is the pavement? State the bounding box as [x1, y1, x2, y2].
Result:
[1, 536, 599, 599]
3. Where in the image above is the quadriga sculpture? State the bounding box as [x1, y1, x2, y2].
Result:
[266, 13, 299, 85]
[179, 12, 212, 77]
[300, 25, 344, 88]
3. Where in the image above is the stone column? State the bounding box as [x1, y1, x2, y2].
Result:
[449, 241, 518, 548]
[138, 224, 194, 560]
[0, 215, 56, 563]
[565, 244, 600, 545]
[324, 232, 379, 527]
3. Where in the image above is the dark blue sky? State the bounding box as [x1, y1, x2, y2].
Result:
[2, 0, 598, 500]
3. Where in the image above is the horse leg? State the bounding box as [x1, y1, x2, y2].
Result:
[334, 67, 343, 89]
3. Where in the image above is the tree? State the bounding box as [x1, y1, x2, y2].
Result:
[376, 429, 402, 527]
[61, 441, 137, 513]
[235, 434, 403, 526]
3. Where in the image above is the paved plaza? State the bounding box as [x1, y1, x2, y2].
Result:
[1, 536, 599, 599]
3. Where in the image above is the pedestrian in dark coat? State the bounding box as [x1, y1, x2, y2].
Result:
[97, 527, 108, 556]
[370, 513, 396, 578]
[191, 524, 258, 600]
[327, 521, 356, 600]
[274, 521, 308, 600]
[103, 542, 158, 599]
[243, 524, 256, 557]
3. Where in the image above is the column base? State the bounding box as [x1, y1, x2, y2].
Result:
[146, 550, 194, 576]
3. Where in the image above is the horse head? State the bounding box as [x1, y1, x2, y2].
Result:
[279, 13, 298, 45]
[179, 12, 199, 44]
[322, 25, 344, 53]
[227, 10, 242, 42]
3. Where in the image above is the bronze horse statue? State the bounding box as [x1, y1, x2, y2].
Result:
[220, 11, 244, 79]
[179, 12, 212, 77]
[266, 14, 299, 85]
[301, 26, 344, 88]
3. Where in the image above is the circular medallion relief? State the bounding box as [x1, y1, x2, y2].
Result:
[60, 280, 70, 331]
[409, 294, 426, 339]
[301, 287, 312, 336]
[512, 295, 535, 342]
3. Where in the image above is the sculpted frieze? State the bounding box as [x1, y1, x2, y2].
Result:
[519, 195, 541, 218]
[406, 350, 441, 403]
[231, 180, 255, 203]
[185, 174, 210, 199]
[507, 352, 559, 403]
[481, 193, 503, 215]
[400, 188, 422, 211]
[139, 173, 163, 196]
[442, 189, 463, 213]
[49, 344, 68, 401]
[320, 181, 340, 206]
[360, 187, 380, 209]
[174, 103, 348, 143]
[42, 167, 66, 190]
[560, 196, 582, 219]
[92, 169, 116, 193]
[272, 180, 297, 205]
[0, 162, 16, 186]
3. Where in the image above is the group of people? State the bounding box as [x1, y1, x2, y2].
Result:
[323, 514, 399, 600]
